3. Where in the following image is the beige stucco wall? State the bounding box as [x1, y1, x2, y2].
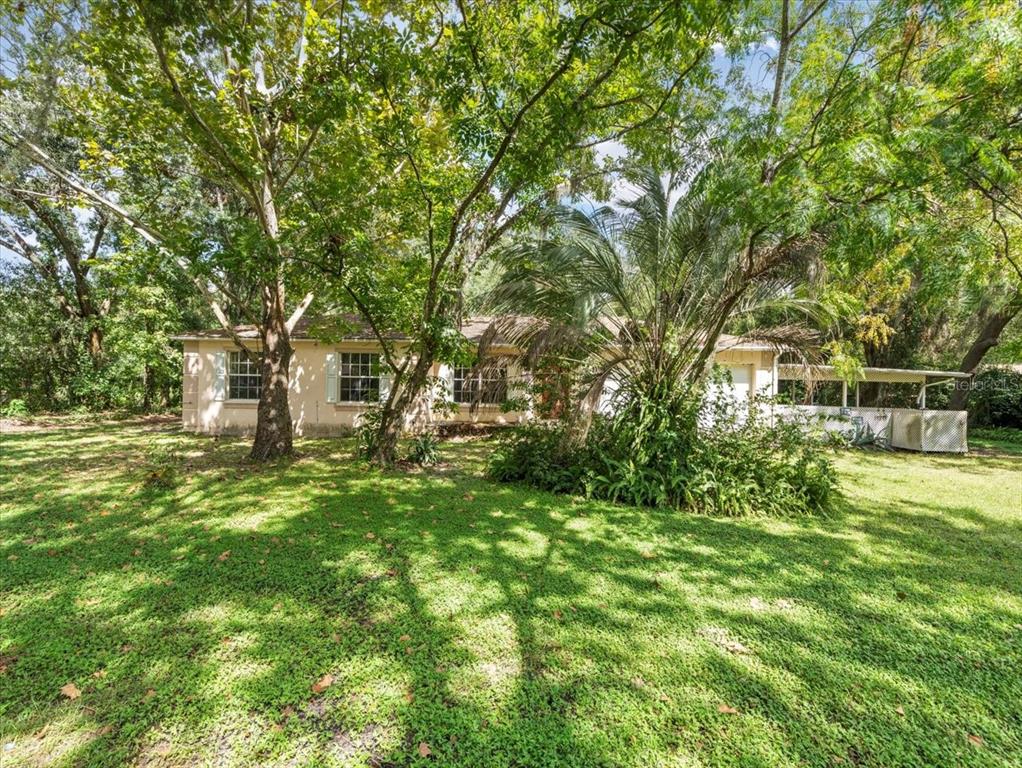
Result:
[714, 349, 777, 398]
[182, 340, 776, 436]
[181, 339, 531, 436]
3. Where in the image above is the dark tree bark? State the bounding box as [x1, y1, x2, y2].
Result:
[949, 288, 1022, 410]
[249, 285, 295, 460]
[370, 348, 435, 464]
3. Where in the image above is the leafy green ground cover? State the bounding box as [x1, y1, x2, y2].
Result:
[1, 423, 1020, 767]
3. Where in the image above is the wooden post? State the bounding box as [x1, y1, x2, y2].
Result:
[841, 381, 848, 408]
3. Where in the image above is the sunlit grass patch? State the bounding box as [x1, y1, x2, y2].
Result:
[1, 423, 1020, 767]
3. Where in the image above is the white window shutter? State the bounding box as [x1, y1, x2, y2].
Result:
[212, 351, 227, 401]
[325, 352, 337, 403]
[438, 363, 454, 402]
[379, 370, 392, 402]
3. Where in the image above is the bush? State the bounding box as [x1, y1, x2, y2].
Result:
[141, 445, 179, 490]
[354, 406, 384, 459]
[970, 426, 1022, 444]
[1, 398, 30, 418]
[408, 432, 442, 466]
[488, 381, 836, 517]
[969, 368, 1022, 429]
[488, 423, 595, 494]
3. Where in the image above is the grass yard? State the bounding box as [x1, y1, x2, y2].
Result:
[1, 423, 1020, 768]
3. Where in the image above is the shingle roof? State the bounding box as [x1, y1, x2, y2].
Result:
[173, 314, 503, 343]
[173, 315, 772, 351]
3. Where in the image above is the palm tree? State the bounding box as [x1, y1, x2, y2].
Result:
[483, 169, 824, 439]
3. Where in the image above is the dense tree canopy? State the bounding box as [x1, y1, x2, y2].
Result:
[1, 0, 1020, 441]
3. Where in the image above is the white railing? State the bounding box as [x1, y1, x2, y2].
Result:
[772, 405, 968, 453]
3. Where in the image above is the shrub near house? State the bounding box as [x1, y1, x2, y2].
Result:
[489, 376, 836, 517]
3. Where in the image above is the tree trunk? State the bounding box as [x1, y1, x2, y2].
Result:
[142, 363, 154, 413]
[370, 351, 434, 464]
[949, 288, 1022, 410]
[250, 287, 295, 460]
[87, 324, 104, 365]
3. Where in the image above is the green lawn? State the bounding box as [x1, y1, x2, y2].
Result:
[1, 423, 1020, 768]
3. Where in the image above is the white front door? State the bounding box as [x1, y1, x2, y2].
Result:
[724, 365, 752, 402]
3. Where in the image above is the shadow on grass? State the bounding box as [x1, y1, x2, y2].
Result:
[0, 426, 1020, 766]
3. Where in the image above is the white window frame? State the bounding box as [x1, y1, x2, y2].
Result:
[452, 363, 508, 405]
[227, 350, 262, 401]
[337, 352, 382, 404]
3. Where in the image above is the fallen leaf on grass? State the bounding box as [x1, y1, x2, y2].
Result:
[894, 705, 905, 716]
[60, 683, 81, 700]
[697, 626, 751, 655]
[365, 532, 376, 540]
[967, 734, 983, 746]
[552, 610, 563, 620]
[405, 690, 415, 703]
[718, 704, 738, 714]
[311, 674, 334, 694]
[418, 741, 431, 757]
[92, 669, 107, 679]
[218, 550, 230, 561]
[143, 689, 156, 701]
[399, 634, 412, 643]
[462, 493, 475, 501]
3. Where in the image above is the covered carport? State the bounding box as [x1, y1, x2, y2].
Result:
[774, 364, 972, 453]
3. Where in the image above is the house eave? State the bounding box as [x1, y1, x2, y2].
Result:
[778, 363, 970, 383]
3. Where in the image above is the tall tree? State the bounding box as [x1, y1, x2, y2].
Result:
[306, 0, 735, 462]
[81, 1, 395, 458]
[1, 1, 401, 457]
[810, 0, 1022, 404]
[486, 170, 823, 440]
[1, 1, 115, 367]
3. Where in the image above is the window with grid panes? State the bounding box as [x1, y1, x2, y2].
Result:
[452, 363, 507, 404]
[338, 352, 381, 402]
[228, 351, 262, 400]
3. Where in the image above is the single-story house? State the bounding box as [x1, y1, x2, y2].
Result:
[173, 316, 971, 451]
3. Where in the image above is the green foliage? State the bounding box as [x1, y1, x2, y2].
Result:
[488, 423, 595, 495]
[140, 444, 179, 490]
[1, 398, 30, 418]
[0, 259, 200, 413]
[407, 432, 442, 467]
[487, 171, 826, 433]
[490, 377, 836, 517]
[353, 406, 385, 461]
[971, 426, 1022, 446]
[969, 369, 1022, 429]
